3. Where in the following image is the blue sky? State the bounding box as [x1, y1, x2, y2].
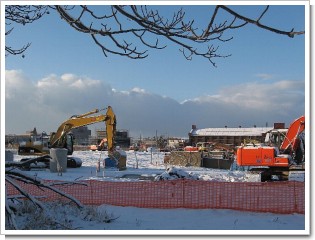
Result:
[4, 3, 307, 138]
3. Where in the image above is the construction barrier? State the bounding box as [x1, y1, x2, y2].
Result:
[6, 179, 304, 214]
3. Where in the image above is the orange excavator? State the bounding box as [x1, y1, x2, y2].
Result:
[236, 115, 305, 181]
[90, 138, 108, 151]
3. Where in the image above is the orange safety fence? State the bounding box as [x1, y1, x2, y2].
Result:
[6, 179, 304, 214]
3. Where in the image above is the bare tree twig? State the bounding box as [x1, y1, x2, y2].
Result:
[5, 5, 50, 56]
[5, 5, 305, 67]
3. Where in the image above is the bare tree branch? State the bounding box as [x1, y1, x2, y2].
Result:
[6, 168, 85, 209]
[218, 5, 305, 38]
[5, 5, 50, 56]
[5, 163, 86, 228]
[5, 4, 305, 66]
[6, 176, 45, 210]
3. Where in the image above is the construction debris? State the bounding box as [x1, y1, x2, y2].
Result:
[164, 151, 202, 167]
[154, 167, 198, 181]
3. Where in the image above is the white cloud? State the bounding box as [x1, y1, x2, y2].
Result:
[181, 80, 305, 129]
[131, 87, 147, 94]
[255, 73, 274, 80]
[5, 70, 35, 99]
[5, 70, 305, 137]
[189, 80, 304, 111]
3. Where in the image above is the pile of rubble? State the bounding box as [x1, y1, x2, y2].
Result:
[154, 167, 199, 181]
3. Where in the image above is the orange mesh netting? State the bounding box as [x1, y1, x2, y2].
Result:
[6, 179, 304, 214]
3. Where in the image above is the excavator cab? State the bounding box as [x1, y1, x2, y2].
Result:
[65, 133, 74, 155]
[48, 132, 74, 155]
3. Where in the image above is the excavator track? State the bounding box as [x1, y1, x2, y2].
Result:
[249, 164, 304, 182]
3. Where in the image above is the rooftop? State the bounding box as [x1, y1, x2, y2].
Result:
[190, 127, 274, 137]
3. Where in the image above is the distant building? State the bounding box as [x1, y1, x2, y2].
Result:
[188, 123, 285, 147]
[5, 128, 48, 147]
[95, 128, 131, 149]
[115, 130, 131, 148]
[95, 129, 106, 139]
[71, 126, 91, 145]
[26, 127, 38, 136]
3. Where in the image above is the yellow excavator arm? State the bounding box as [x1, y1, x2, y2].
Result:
[49, 106, 116, 152]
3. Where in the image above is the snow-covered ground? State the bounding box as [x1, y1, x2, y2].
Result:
[4, 149, 307, 235]
[9, 149, 305, 182]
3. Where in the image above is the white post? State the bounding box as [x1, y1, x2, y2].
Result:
[134, 151, 138, 169]
[50, 148, 68, 174]
[96, 159, 100, 172]
[5, 150, 14, 162]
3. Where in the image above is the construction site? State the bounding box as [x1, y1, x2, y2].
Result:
[3, 3, 307, 232]
[4, 106, 306, 231]
[5, 105, 305, 178]
[5, 106, 305, 174]
[4, 111, 307, 229]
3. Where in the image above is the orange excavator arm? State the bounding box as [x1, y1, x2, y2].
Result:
[49, 106, 116, 152]
[280, 115, 305, 154]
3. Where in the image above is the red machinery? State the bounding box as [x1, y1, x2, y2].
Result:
[236, 116, 305, 181]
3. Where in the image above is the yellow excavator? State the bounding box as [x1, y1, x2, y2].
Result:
[18, 106, 125, 169]
[18, 106, 116, 155]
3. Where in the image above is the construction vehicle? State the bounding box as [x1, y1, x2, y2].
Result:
[19, 106, 116, 155]
[49, 106, 116, 154]
[18, 132, 50, 155]
[236, 115, 305, 181]
[183, 146, 199, 152]
[90, 138, 108, 151]
[196, 142, 212, 152]
[17, 106, 122, 169]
